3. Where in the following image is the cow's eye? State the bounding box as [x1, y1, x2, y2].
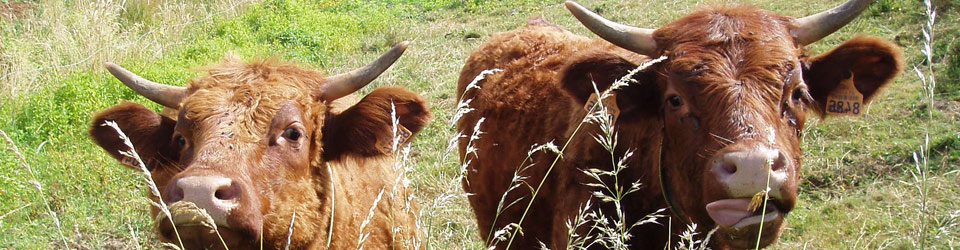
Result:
[667, 95, 683, 107]
[791, 89, 804, 100]
[282, 128, 301, 141]
[175, 135, 186, 147]
[791, 88, 811, 103]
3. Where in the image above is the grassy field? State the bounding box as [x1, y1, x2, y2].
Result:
[1, 0, 958, 249]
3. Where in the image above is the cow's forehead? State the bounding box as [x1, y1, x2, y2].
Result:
[657, 6, 802, 95]
[654, 6, 794, 42]
[178, 63, 320, 144]
[655, 5, 798, 54]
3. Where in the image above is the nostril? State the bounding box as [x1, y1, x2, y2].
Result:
[770, 152, 786, 171]
[721, 162, 737, 175]
[214, 181, 239, 201]
[717, 154, 739, 176]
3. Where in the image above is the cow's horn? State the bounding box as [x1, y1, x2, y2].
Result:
[564, 1, 657, 56]
[105, 62, 185, 108]
[319, 41, 409, 101]
[793, 0, 874, 45]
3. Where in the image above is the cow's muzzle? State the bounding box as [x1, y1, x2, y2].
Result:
[159, 174, 263, 248]
[704, 144, 796, 248]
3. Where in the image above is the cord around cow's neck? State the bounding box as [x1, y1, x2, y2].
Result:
[658, 122, 692, 227]
[325, 163, 336, 249]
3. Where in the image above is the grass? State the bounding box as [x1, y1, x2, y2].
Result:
[1, 0, 958, 249]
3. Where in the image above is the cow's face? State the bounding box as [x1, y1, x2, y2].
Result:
[564, 1, 901, 248]
[157, 74, 322, 249]
[652, 9, 808, 247]
[90, 43, 429, 249]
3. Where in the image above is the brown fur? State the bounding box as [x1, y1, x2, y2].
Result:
[90, 55, 429, 249]
[459, 6, 902, 250]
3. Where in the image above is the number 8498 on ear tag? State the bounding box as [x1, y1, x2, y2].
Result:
[826, 72, 863, 116]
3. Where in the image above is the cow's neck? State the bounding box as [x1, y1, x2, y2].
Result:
[323, 154, 411, 248]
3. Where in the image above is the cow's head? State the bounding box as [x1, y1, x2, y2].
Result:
[560, 0, 900, 248]
[89, 42, 430, 249]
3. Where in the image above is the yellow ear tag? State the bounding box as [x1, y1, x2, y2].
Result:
[382, 125, 413, 153]
[584, 92, 620, 123]
[397, 125, 413, 145]
[825, 72, 863, 116]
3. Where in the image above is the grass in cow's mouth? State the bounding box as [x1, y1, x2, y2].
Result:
[0, 0, 958, 249]
[749, 200, 777, 218]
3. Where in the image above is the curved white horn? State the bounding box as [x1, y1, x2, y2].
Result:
[105, 62, 185, 108]
[319, 41, 409, 100]
[793, 0, 874, 45]
[564, 1, 657, 55]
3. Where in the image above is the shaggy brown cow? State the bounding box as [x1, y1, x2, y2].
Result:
[90, 42, 429, 249]
[458, 0, 901, 249]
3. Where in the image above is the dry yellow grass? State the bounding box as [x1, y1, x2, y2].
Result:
[0, 0, 250, 99]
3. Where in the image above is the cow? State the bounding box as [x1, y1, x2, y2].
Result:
[89, 42, 430, 249]
[457, 0, 901, 249]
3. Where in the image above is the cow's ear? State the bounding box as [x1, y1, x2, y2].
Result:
[322, 87, 431, 158]
[802, 36, 903, 117]
[89, 101, 179, 170]
[558, 51, 660, 122]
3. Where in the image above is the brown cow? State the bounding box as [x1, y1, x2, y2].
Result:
[457, 0, 901, 249]
[89, 42, 429, 249]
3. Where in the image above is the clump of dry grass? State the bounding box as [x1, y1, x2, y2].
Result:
[673, 224, 717, 250]
[0, 0, 250, 99]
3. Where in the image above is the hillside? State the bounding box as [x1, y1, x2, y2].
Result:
[0, 0, 957, 249]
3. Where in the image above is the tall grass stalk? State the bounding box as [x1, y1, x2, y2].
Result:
[0, 129, 70, 249]
[487, 142, 559, 246]
[390, 102, 423, 249]
[455, 69, 502, 187]
[503, 56, 666, 249]
[452, 69, 526, 247]
[421, 67, 502, 249]
[284, 211, 296, 250]
[357, 188, 386, 249]
[100, 121, 184, 249]
[564, 59, 669, 249]
[911, 0, 937, 248]
[752, 165, 773, 249]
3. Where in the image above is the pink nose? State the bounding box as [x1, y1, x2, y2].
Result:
[712, 147, 787, 198]
[166, 176, 240, 225]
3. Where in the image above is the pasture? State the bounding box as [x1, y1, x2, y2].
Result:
[1, 0, 957, 249]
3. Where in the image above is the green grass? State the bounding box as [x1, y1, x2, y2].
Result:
[1, 0, 958, 249]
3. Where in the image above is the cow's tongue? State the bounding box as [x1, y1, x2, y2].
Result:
[705, 199, 754, 228]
